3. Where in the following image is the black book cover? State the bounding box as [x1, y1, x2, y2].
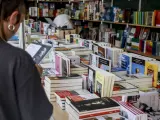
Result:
[71, 97, 120, 113]
[87, 67, 96, 93]
[33, 44, 51, 64]
[98, 57, 111, 72]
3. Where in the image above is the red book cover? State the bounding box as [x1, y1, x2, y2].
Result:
[155, 10, 160, 26]
[55, 91, 74, 99]
[134, 26, 141, 38]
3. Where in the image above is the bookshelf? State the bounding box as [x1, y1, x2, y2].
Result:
[126, 49, 160, 61]
[26, 0, 160, 60]
[71, 18, 160, 28]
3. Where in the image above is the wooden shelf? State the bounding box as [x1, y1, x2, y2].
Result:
[71, 18, 101, 22]
[28, 0, 36, 2]
[71, 19, 160, 28]
[38, 0, 69, 2]
[126, 49, 160, 60]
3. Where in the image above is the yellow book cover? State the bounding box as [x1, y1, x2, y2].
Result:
[95, 71, 105, 97]
[145, 62, 158, 87]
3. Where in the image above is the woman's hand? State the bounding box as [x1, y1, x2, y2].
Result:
[35, 64, 43, 76]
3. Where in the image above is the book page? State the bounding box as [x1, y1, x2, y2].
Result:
[26, 44, 41, 57]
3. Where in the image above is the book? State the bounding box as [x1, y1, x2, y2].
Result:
[113, 71, 152, 89]
[98, 57, 111, 72]
[82, 74, 88, 90]
[106, 47, 124, 68]
[88, 66, 96, 93]
[95, 70, 115, 97]
[119, 102, 147, 120]
[26, 42, 52, 64]
[45, 75, 82, 84]
[120, 52, 133, 74]
[55, 54, 62, 75]
[69, 97, 120, 114]
[55, 89, 90, 101]
[131, 57, 145, 74]
[112, 82, 138, 96]
[145, 61, 160, 87]
[66, 94, 99, 105]
[145, 40, 153, 55]
[90, 53, 99, 67]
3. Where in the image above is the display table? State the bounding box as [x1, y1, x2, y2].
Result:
[52, 103, 69, 120]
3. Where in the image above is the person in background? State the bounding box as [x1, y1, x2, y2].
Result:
[53, 14, 74, 29]
[0, 0, 53, 120]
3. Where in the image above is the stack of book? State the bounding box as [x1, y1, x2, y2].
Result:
[55, 53, 70, 76]
[70, 64, 88, 75]
[90, 53, 112, 72]
[126, 26, 160, 57]
[133, 10, 160, 26]
[44, 75, 83, 102]
[38, 3, 55, 17]
[54, 89, 90, 110]
[113, 71, 152, 89]
[92, 44, 124, 68]
[66, 97, 120, 120]
[95, 70, 116, 97]
[112, 82, 139, 97]
[119, 102, 148, 120]
[69, 113, 124, 120]
[29, 7, 38, 17]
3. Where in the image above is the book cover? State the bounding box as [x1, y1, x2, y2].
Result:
[119, 102, 147, 120]
[26, 43, 51, 64]
[139, 28, 150, 41]
[113, 82, 138, 95]
[95, 71, 105, 97]
[93, 44, 99, 55]
[145, 62, 158, 87]
[67, 94, 99, 103]
[82, 74, 88, 90]
[55, 90, 78, 100]
[55, 89, 90, 101]
[61, 57, 68, 76]
[121, 53, 131, 71]
[90, 54, 99, 67]
[131, 57, 145, 74]
[106, 47, 113, 65]
[98, 46, 106, 58]
[98, 57, 111, 72]
[122, 93, 140, 104]
[70, 97, 120, 113]
[88, 67, 96, 93]
[55, 54, 62, 75]
[131, 38, 139, 51]
[145, 40, 153, 55]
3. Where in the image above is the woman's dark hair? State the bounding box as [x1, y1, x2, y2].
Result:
[0, 0, 26, 40]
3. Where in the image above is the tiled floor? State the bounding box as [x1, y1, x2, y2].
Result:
[52, 103, 69, 120]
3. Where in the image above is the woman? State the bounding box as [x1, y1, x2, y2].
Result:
[0, 0, 53, 120]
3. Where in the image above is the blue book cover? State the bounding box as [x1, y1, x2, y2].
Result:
[121, 54, 130, 70]
[131, 57, 145, 74]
